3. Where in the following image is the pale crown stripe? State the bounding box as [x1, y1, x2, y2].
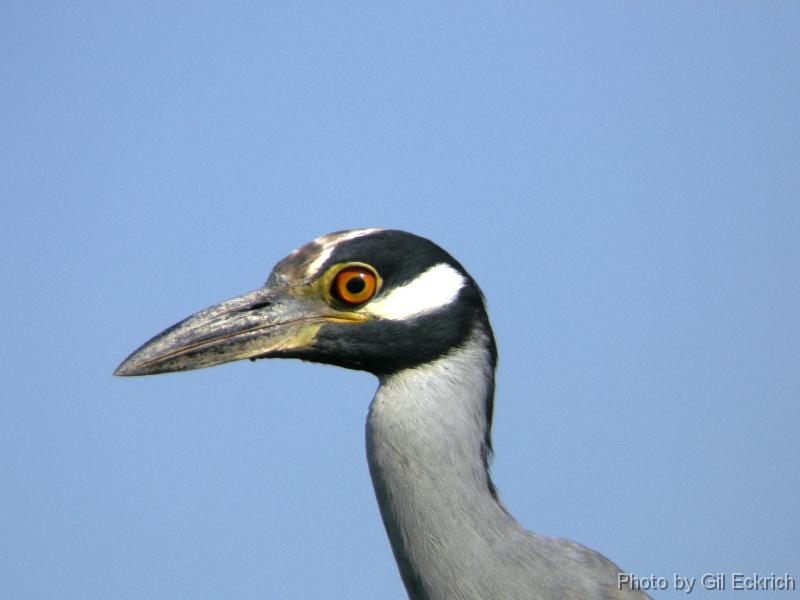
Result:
[304, 228, 383, 277]
[368, 263, 465, 320]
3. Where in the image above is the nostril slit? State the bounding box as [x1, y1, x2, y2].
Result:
[249, 301, 272, 311]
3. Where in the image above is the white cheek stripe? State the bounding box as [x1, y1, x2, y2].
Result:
[368, 263, 465, 320]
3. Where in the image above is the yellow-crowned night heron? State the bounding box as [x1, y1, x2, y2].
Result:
[115, 229, 651, 600]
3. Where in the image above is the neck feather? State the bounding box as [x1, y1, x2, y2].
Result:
[366, 327, 518, 599]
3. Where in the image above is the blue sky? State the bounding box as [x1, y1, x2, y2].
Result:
[2, 3, 798, 599]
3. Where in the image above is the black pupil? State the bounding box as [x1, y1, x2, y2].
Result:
[345, 275, 366, 294]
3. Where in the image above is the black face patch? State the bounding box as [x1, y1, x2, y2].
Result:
[312, 285, 492, 375]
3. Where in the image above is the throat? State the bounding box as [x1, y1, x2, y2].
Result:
[365, 330, 514, 599]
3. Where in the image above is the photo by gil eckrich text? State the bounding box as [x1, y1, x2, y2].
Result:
[618, 572, 796, 594]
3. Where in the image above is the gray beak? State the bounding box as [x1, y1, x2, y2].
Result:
[114, 283, 354, 376]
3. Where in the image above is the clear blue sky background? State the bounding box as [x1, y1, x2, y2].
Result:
[3, 3, 798, 599]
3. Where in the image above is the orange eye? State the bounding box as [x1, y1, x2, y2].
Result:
[332, 266, 378, 305]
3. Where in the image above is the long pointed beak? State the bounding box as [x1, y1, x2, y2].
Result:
[114, 284, 356, 376]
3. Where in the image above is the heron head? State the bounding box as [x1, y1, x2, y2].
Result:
[114, 228, 493, 377]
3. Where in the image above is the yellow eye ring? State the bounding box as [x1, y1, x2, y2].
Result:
[331, 266, 378, 305]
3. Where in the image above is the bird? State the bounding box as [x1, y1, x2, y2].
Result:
[115, 228, 651, 600]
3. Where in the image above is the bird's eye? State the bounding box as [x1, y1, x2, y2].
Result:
[332, 266, 378, 305]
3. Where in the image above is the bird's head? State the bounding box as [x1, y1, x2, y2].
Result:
[114, 229, 495, 377]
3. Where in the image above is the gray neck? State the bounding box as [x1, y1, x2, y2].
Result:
[365, 328, 652, 600]
[366, 328, 520, 600]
